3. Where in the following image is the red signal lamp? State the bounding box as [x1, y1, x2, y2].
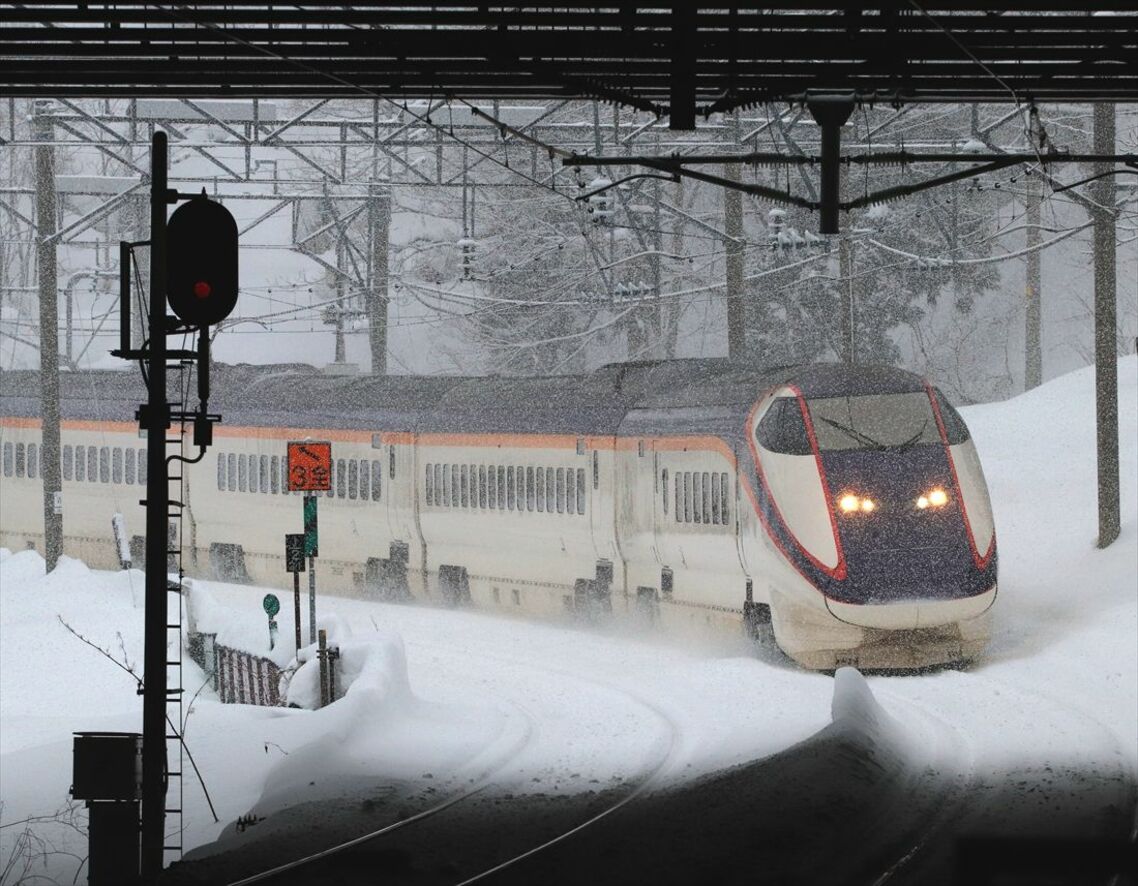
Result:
[193, 280, 212, 299]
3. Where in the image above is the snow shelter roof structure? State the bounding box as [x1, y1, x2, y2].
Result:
[2, 5, 1138, 117]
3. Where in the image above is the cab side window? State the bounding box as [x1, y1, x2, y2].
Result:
[756, 398, 812, 455]
[933, 389, 971, 445]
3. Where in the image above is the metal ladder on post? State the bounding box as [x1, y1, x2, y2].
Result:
[161, 364, 191, 864]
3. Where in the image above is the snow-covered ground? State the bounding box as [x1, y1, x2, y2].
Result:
[1, 357, 1135, 884]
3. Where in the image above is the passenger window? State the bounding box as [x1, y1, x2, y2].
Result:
[480, 466, 488, 509]
[506, 466, 515, 511]
[720, 473, 731, 525]
[756, 398, 812, 456]
[88, 447, 98, 484]
[535, 467, 545, 512]
[711, 472, 720, 524]
[389, 447, 396, 479]
[592, 450, 599, 489]
[497, 466, 506, 509]
[566, 467, 575, 514]
[261, 455, 270, 494]
[99, 447, 110, 483]
[441, 464, 451, 506]
[576, 468, 586, 514]
[358, 459, 369, 500]
[515, 465, 525, 511]
[372, 459, 383, 501]
[556, 467, 565, 514]
[124, 448, 135, 486]
[137, 449, 147, 485]
[425, 464, 434, 505]
[545, 467, 555, 513]
[434, 463, 444, 506]
[675, 473, 682, 523]
[112, 448, 123, 484]
[15, 443, 25, 478]
[75, 446, 86, 482]
[526, 467, 535, 511]
[27, 442, 37, 478]
[684, 472, 693, 523]
[662, 468, 669, 514]
[326, 459, 335, 498]
[2, 442, 12, 477]
[217, 454, 226, 490]
[271, 456, 280, 494]
[934, 389, 971, 445]
[347, 460, 357, 500]
[702, 472, 711, 524]
[337, 458, 347, 499]
[452, 464, 461, 507]
[488, 465, 498, 509]
[238, 454, 248, 492]
[227, 453, 237, 491]
[692, 472, 703, 523]
[461, 464, 469, 507]
[63, 445, 74, 481]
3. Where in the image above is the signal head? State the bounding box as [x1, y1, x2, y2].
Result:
[166, 193, 238, 326]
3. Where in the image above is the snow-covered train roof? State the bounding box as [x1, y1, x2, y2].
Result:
[0, 360, 927, 438]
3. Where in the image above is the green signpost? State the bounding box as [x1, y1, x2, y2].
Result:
[263, 593, 280, 650]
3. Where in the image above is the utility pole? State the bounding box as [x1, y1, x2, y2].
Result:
[1092, 103, 1120, 548]
[139, 131, 170, 882]
[1025, 113, 1043, 390]
[33, 102, 63, 571]
[367, 181, 390, 374]
[724, 163, 745, 359]
[839, 237, 855, 364]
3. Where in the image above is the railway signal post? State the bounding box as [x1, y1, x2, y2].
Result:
[107, 131, 239, 884]
[288, 441, 331, 645]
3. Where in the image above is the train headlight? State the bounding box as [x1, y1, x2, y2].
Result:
[917, 487, 949, 509]
[837, 494, 876, 514]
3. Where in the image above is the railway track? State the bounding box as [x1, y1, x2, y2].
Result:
[224, 694, 540, 886]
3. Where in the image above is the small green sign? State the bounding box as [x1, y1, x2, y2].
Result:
[303, 494, 319, 557]
[262, 593, 280, 618]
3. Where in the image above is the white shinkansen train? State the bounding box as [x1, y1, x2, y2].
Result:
[0, 359, 997, 670]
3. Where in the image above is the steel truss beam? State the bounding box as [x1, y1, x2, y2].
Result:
[2, 5, 1138, 119]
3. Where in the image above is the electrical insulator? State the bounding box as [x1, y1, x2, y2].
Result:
[457, 237, 478, 279]
[587, 178, 613, 223]
[767, 208, 786, 245]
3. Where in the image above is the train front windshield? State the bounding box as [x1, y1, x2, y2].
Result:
[805, 392, 941, 452]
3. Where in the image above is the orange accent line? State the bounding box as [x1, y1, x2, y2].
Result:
[215, 425, 373, 443]
[418, 432, 579, 449]
[3, 417, 737, 465]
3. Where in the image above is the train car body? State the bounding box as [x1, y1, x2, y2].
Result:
[0, 360, 997, 670]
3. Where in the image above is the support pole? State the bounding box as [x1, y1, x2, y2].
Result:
[807, 94, 854, 236]
[724, 163, 745, 359]
[293, 571, 302, 654]
[1093, 104, 1120, 548]
[33, 103, 63, 571]
[839, 237, 855, 364]
[368, 182, 390, 374]
[1025, 115, 1043, 390]
[140, 130, 170, 882]
[308, 555, 317, 645]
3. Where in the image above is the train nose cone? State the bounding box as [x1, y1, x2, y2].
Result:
[822, 447, 977, 604]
